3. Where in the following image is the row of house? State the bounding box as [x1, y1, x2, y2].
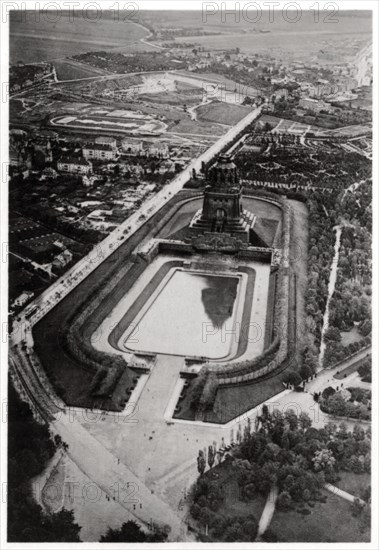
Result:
[57, 149, 172, 179]
[121, 140, 169, 158]
[57, 156, 92, 175]
[57, 140, 169, 174]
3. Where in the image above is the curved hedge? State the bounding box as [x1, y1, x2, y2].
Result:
[61, 255, 148, 375]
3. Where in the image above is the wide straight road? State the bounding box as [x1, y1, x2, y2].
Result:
[12, 105, 262, 344]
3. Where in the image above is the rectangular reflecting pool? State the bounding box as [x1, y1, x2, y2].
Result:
[122, 269, 243, 359]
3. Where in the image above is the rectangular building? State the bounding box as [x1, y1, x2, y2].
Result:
[83, 143, 117, 161]
[58, 156, 92, 175]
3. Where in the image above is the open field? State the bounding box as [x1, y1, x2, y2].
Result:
[335, 472, 370, 498]
[56, 74, 145, 92]
[54, 59, 111, 81]
[10, 13, 147, 64]
[139, 91, 200, 106]
[167, 119, 228, 137]
[270, 489, 370, 542]
[140, 9, 371, 35]
[140, 10, 244, 33]
[197, 102, 254, 126]
[341, 327, 364, 346]
[174, 30, 371, 61]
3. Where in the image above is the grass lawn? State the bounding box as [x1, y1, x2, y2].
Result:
[253, 217, 279, 247]
[174, 378, 196, 421]
[264, 271, 277, 348]
[65, 74, 144, 94]
[334, 354, 370, 380]
[243, 196, 282, 225]
[288, 200, 308, 358]
[334, 363, 359, 379]
[204, 374, 285, 424]
[269, 489, 370, 542]
[10, 16, 146, 64]
[335, 472, 370, 499]
[157, 197, 201, 239]
[169, 118, 227, 136]
[341, 327, 364, 346]
[139, 91, 201, 106]
[197, 102, 254, 126]
[54, 60, 110, 80]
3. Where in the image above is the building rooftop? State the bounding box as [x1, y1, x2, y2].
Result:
[95, 136, 116, 144]
[59, 156, 91, 166]
[84, 143, 114, 152]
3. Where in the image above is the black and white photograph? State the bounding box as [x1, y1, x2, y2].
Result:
[0, 1, 377, 547]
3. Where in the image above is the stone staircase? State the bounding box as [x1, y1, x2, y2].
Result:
[190, 207, 256, 243]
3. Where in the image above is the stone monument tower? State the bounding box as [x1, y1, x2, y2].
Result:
[190, 154, 256, 243]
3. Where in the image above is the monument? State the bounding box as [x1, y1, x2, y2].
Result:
[190, 154, 257, 247]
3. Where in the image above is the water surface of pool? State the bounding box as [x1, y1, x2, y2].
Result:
[123, 269, 241, 359]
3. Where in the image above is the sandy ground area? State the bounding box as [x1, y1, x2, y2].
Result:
[35, 452, 138, 541]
